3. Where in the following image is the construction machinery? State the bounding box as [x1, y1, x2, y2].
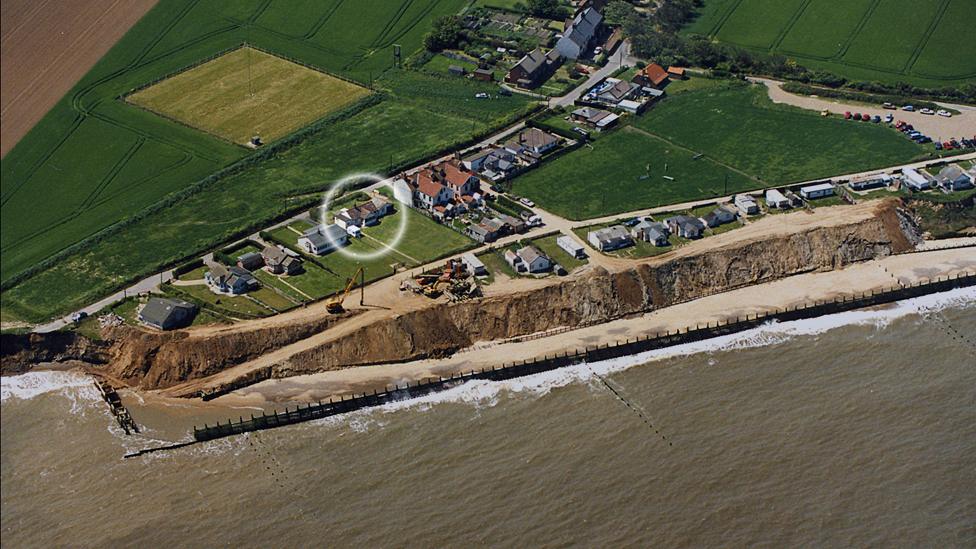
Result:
[326, 266, 364, 314]
[399, 259, 481, 301]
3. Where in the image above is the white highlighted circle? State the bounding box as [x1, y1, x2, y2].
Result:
[319, 173, 409, 262]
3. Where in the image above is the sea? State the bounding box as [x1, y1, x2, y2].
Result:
[2, 288, 975, 547]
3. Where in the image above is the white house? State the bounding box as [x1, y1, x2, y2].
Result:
[901, 168, 933, 191]
[936, 165, 974, 191]
[848, 174, 892, 191]
[392, 178, 413, 206]
[517, 246, 551, 273]
[504, 249, 525, 272]
[298, 224, 348, 255]
[555, 7, 602, 59]
[799, 182, 835, 199]
[556, 235, 586, 259]
[734, 194, 759, 215]
[588, 225, 633, 251]
[765, 189, 791, 209]
[461, 253, 487, 276]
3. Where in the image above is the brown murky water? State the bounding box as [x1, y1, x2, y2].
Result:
[3, 289, 975, 547]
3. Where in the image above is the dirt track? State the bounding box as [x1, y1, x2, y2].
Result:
[0, 0, 157, 157]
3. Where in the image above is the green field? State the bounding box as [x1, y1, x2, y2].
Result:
[512, 80, 927, 220]
[265, 204, 474, 300]
[129, 47, 371, 144]
[1, 0, 536, 323]
[683, 0, 976, 87]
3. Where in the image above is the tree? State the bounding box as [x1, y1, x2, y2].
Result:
[603, 0, 636, 26]
[526, 0, 568, 20]
[424, 15, 463, 52]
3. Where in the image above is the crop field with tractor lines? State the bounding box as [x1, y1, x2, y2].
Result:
[1, 0, 537, 322]
[683, 0, 976, 87]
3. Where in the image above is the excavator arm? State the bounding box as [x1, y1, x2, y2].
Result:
[326, 266, 364, 313]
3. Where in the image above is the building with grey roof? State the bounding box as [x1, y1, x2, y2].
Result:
[556, 7, 602, 59]
[138, 297, 197, 330]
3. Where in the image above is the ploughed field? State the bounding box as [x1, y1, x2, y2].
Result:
[512, 80, 927, 220]
[682, 0, 976, 87]
[1, 0, 535, 323]
[128, 47, 371, 145]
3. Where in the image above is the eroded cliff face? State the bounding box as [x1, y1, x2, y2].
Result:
[56, 203, 908, 391]
[0, 332, 109, 375]
[271, 209, 904, 378]
[104, 313, 352, 389]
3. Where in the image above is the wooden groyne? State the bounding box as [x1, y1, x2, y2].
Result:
[93, 377, 139, 435]
[182, 272, 974, 445]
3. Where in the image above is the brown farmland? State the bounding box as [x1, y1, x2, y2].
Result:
[0, 0, 157, 158]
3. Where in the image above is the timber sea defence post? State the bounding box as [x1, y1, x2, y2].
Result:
[126, 271, 974, 456]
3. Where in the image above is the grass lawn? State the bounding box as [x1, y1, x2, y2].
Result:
[511, 126, 755, 220]
[248, 286, 299, 312]
[129, 47, 372, 145]
[807, 195, 849, 209]
[169, 283, 273, 318]
[683, 0, 976, 87]
[572, 221, 688, 259]
[530, 234, 588, 272]
[476, 249, 518, 283]
[177, 266, 208, 281]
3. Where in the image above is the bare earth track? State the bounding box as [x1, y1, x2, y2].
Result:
[0, 0, 158, 158]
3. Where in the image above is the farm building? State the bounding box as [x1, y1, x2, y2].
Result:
[261, 246, 302, 275]
[517, 246, 552, 273]
[473, 68, 493, 81]
[666, 66, 686, 79]
[505, 48, 561, 89]
[557, 235, 586, 258]
[935, 165, 974, 191]
[848, 174, 892, 191]
[462, 253, 488, 276]
[571, 107, 619, 130]
[237, 251, 264, 271]
[734, 194, 759, 215]
[799, 183, 835, 199]
[665, 215, 705, 239]
[298, 224, 348, 255]
[765, 189, 791, 209]
[205, 262, 260, 295]
[587, 225, 633, 251]
[556, 7, 602, 59]
[901, 168, 934, 191]
[448, 65, 466, 77]
[632, 63, 669, 89]
[138, 297, 197, 331]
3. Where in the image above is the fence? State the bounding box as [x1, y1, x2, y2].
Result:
[188, 271, 974, 444]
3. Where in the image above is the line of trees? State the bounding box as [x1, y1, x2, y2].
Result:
[608, 0, 975, 104]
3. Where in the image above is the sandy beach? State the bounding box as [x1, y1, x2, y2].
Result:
[207, 244, 975, 405]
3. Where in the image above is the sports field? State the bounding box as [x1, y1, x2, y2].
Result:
[1, 0, 537, 323]
[128, 47, 371, 144]
[512, 80, 928, 220]
[683, 0, 976, 87]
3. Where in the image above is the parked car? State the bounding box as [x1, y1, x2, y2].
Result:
[519, 197, 535, 207]
[872, 115, 881, 123]
[844, 111, 852, 120]
[475, 92, 489, 99]
[919, 108, 935, 115]
[861, 113, 871, 121]
[498, 87, 512, 96]
[572, 127, 589, 137]
[70, 311, 88, 323]
[950, 139, 961, 148]
[917, 136, 931, 144]
[935, 142, 943, 150]
[852, 112, 861, 120]
[884, 114, 894, 123]
[937, 110, 952, 117]
[943, 141, 954, 150]
[882, 102, 896, 110]
[902, 105, 915, 112]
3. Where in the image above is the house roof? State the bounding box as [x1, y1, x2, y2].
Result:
[562, 7, 602, 48]
[439, 162, 475, 189]
[636, 63, 669, 86]
[262, 245, 289, 265]
[801, 182, 834, 193]
[518, 127, 559, 149]
[667, 66, 685, 76]
[591, 225, 631, 242]
[512, 48, 559, 77]
[414, 171, 447, 198]
[601, 79, 636, 101]
[557, 235, 583, 249]
[140, 297, 196, 327]
[938, 165, 966, 181]
[518, 245, 547, 264]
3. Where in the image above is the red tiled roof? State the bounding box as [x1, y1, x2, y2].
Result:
[667, 66, 685, 75]
[439, 161, 474, 189]
[414, 171, 445, 198]
[637, 63, 668, 86]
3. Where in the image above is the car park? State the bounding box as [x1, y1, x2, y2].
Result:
[937, 110, 952, 117]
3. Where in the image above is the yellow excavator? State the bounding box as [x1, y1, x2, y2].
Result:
[326, 266, 364, 314]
